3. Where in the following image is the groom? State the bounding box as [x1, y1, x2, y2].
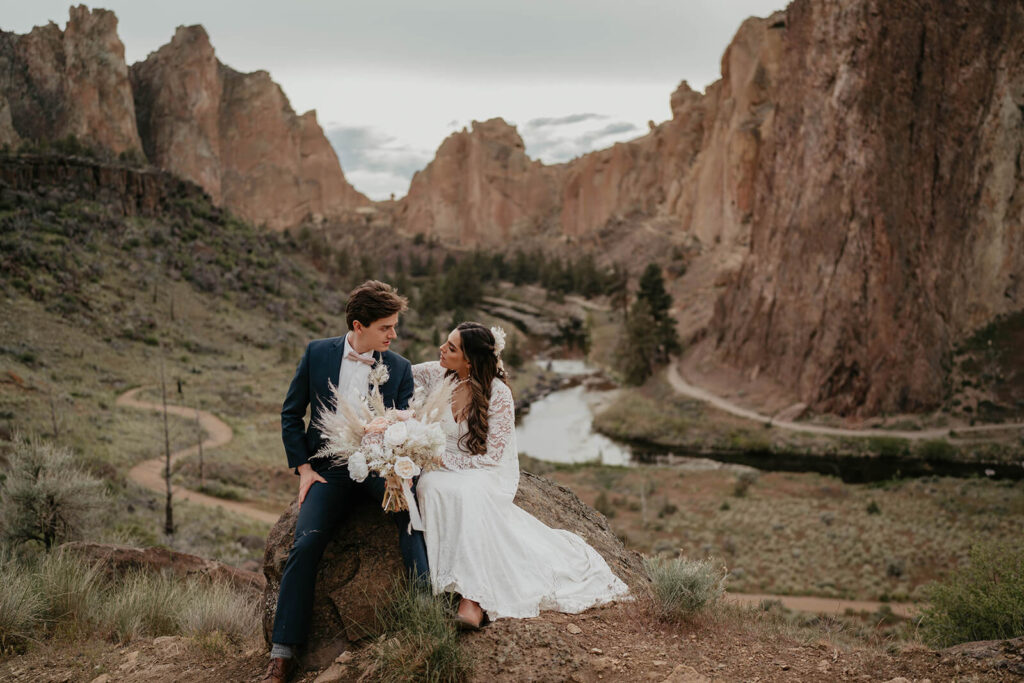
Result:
[264, 280, 428, 683]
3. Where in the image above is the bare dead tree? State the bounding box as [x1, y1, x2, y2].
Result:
[195, 400, 204, 490]
[49, 393, 60, 439]
[159, 350, 174, 536]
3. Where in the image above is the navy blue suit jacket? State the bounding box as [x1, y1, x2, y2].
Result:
[281, 336, 414, 471]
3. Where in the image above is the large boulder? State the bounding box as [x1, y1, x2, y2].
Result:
[261, 470, 646, 669]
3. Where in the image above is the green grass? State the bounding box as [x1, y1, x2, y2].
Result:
[0, 547, 260, 653]
[368, 579, 470, 682]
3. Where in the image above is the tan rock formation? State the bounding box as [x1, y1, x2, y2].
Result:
[396, 118, 563, 245]
[0, 5, 142, 155]
[561, 13, 783, 253]
[710, 0, 1024, 415]
[131, 25, 368, 229]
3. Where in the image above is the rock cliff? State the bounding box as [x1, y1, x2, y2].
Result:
[395, 119, 564, 244]
[0, 5, 142, 155]
[710, 0, 1024, 416]
[131, 25, 368, 230]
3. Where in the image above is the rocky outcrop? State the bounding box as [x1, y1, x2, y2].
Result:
[131, 25, 368, 230]
[60, 541, 265, 594]
[396, 119, 564, 245]
[261, 471, 646, 669]
[561, 12, 782, 249]
[709, 0, 1024, 415]
[0, 5, 142, 155]
[0, 153, 201, 216]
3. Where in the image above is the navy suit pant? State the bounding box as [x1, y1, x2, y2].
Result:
[271, 467, 429, 646]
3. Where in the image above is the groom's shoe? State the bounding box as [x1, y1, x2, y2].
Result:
[261, 656, 291, 683]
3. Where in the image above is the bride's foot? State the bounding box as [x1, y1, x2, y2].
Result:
[454, 598, 485, 630]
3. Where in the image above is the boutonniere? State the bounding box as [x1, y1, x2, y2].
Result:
[368, 357, 390, 388]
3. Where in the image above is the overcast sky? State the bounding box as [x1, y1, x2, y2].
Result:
[3, 1, 785, 199]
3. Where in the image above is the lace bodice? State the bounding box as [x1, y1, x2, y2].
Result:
[413, 362, 519, 491]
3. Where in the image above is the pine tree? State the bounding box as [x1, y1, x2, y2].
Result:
[618, 298, 659, 385]
[636, 263, 680, 361]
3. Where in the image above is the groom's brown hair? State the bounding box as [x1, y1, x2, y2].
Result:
[346, 280, 408, 330]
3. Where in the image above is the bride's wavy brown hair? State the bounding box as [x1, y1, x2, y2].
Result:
[447, 322, 510, 456]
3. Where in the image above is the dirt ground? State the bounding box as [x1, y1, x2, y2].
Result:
[3, 603, 1021, 682]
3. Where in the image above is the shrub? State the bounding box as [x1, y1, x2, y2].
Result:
[920, 542, 1024, 647]
[645, 556, 726, 621]
[370, 578, 470, 682]
[733, 470, 759, 498]
[178, 580, 260, 642]
[34, 549, 104, 632]
[916, 439, 957, 461]
[866, 436, 909, 458]
[594, 491, 616, 519]
[0, 434, 107, 549]
[0, 549, 44, 652]
[104, 572, 183, 643]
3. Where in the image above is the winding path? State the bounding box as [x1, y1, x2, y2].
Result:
[116, 387, 917, 618]
[668, 361, 1024, 440]
[116, 387, 280, 525]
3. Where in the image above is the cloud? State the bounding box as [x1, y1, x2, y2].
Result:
[520, 118, 641, 164]
[525, 113, 606, 129]
[327, 125, 434, 200]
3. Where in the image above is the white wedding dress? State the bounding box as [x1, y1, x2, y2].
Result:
[412, 362, 630, 621]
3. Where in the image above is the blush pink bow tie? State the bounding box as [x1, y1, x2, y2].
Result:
[345, 351, 375, 366]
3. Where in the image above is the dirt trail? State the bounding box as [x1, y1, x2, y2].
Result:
[668, 361, 1024, 440]
[116, 387, 280, 526]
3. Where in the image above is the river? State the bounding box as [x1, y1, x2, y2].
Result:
[516, 360, 635, 466]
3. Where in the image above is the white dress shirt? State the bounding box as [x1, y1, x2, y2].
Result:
[338, 334, 374, 409]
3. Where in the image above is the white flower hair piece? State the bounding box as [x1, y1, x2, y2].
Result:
[490, 326, 507, 359]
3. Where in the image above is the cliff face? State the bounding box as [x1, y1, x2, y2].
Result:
[0, 8, 366, 230]
[710, 0, 1024, 416]
[561, 14, 783, 252]
[395, 119, 564, 244]
[131, 25, 368, 230]
[0, 5, 142, 154]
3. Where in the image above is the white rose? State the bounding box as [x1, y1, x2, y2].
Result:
[347, 452, 369, 483]
[384, 421, 409, 447]
[393, 456, 421, 480]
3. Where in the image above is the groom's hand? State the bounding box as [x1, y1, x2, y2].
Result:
[296, 463, 327, 508]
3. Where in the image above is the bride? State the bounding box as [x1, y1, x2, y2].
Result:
[412, 322, 629, 629]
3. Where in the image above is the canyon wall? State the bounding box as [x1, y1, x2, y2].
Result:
[710, 0, 1024, 415]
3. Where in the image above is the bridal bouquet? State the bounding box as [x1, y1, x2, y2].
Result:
[311, 360, 455, 528]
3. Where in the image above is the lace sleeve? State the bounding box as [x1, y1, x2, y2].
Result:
[442, 381, 515, 470]
[412, 361, 445, 393]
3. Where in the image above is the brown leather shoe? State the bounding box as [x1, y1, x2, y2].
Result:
[261, 656, 291, 683]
